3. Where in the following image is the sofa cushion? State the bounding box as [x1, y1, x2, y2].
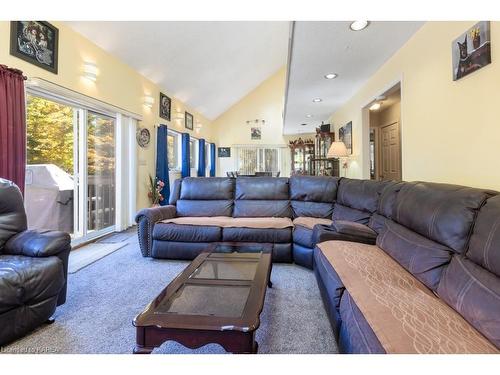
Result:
[467, 194, 500, 276]
[332, 203, 371, 225]
[332, 221, 377, 240]
[234, 177, 291, 218]
[290, 176, 338, 218]
[293, 217, 333, 230]
[377, 220, 452, 290]
[222, 227, 292, 243]
[176, 200, 233, 217]
[0, 255, 64, 314]
[180, 177, 234, 200]
[161, 216, 293, 229]
[176, 177, 235, 217]
[293, 225, 314, 248]
[394, 182, 491, 253]
[317, 240, 498, 353]
[437, 255, 500, 349]
[153, 223, 222, 242]
[336, 178, 389, 214]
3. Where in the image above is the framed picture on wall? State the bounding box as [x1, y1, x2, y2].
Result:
[185, 111, 194, 130]
[452, 21, 491, 81]
[10, 21, 59, 74]
[218, 147, 231, 157]
[159, 93, 171, 121]
[339, 121, 352, 154]
[251, 127, 261, 140]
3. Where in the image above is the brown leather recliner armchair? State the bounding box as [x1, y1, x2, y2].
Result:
[0, 178, 71, 346]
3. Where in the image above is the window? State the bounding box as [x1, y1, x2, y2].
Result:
[167, 132, 179, 170]
[236, 146, 286, 175]
[190, 139, 198, 169]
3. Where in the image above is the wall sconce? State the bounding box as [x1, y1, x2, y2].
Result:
[246, 119, 266, 126]
[143, 95, 154, 108]
[83, 62, 98, 82]
[172, 108, 185, 121]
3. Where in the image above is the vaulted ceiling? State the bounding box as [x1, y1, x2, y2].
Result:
[66, 21, 290, 120]
[284, 21, 423, 134]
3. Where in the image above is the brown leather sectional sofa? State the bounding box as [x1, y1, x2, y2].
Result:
[135, 176, 500, 353]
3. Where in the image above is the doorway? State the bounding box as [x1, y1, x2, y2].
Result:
[25, 94, 116, 243]
[368, 84, 402, 181]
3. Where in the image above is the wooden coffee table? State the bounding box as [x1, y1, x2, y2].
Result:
[133, 243, 272, 354]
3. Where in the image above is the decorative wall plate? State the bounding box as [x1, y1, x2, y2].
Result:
[136, 128, 151, 148]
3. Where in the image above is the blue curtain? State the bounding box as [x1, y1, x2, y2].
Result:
[181, 133, 191, 178]
[197, 138, 206, 177]
[210, 143, 216, 177]
[155, 125, 170, 205]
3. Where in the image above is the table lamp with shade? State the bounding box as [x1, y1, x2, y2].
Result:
[327, 141, 349, 177]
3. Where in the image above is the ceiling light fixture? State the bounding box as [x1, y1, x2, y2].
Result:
[324, 73, 338, 79]
[369, 102, 381, 111]
[301, 123, 307, 126]
[312, 98, 322, 103]
[305, 114, 313, 118]
[350, 21, 369, 31]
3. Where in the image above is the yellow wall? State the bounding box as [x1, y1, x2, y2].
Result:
[328, 21, 500, 191]
[212, 67, 288, 176]
[0, 21, 214, 210]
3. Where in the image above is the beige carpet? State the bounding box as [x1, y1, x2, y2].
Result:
[68, 242, 127, 273]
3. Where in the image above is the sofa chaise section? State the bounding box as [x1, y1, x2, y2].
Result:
[314, 181, 499, 353]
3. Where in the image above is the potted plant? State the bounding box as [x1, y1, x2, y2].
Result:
[147, 174, 165, 207]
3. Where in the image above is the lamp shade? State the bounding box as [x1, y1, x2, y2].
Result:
[327, 141, 348, 158]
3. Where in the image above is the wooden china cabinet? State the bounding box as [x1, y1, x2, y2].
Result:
[310, 127, 339, 176]
[289, 127, 339, 176]
[289, 138, 315, 175]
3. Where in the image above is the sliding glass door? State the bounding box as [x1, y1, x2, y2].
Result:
[87, 111, 116, 233]
[25, 94, 116, 243]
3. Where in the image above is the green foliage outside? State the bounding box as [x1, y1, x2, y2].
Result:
[26, 95, 115, 176]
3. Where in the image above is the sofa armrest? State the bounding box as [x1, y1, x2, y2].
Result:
[134, 205, 177, 257]
[312, 221, 377, 246]
[4, 230, 71, 257]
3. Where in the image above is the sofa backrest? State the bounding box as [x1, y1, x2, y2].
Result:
[377, 181, 492, 291]
[175, 177, 235, 217]
[289, 176, 338, 218]
[233, 177, 292, 218]
[394, 182, 490, 253]
[0, 178, 27, 253]
[437, 194, 500, 349]
[333, 178, 389, 224]
[369, 181, 406, 233]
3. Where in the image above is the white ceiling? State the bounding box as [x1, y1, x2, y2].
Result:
[66, 21, 290, 120]
[284, 21, 424, 134]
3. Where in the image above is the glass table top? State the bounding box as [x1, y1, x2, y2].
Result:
[156, 284, 251, 317]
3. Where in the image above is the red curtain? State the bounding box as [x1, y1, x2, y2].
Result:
[0, 64, 27, 194]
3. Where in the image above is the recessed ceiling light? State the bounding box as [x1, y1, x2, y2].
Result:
[301, 123, 307, 126]
[306, 114, 313, 118]
[350, 21, 369, 31]
[369, 102, 381, 111]
[324, 73, 338, 79]
[312, 98, 322, 103]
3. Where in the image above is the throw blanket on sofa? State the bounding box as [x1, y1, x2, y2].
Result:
[161, 216, 294, 229]
[318, 241, 499, 354]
